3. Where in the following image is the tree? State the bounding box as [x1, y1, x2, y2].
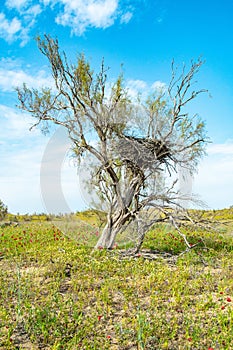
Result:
[0, 199, 8, 221]
[17, 35, 208, 251]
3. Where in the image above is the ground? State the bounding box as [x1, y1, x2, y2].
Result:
[0, 210, 233, 349]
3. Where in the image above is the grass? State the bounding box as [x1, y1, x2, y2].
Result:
[0, 213, 233, 349]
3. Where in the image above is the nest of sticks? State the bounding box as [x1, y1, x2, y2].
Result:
[117, 135, 172, 171]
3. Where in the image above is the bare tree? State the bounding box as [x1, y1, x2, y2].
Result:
[17, 35, 208, 250]
[0, 199, 8, 221]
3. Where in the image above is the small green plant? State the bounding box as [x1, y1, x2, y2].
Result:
[136, 307, 149, 349]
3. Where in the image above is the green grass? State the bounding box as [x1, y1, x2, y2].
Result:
[0, 214, 233, 349]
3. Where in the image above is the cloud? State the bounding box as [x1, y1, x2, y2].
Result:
[0, 104, 39, 140]
[5, 0, 29, 10]
[54, 0, 119, 34]
[120, 11, 133, 24]
[193, 141, 233, 209]
[0, 149, 83, 214]
[0, 59, 53, 92]
[207, 141, 233, 155]
[5, 0, 42, 16]
[126, 79, 167, 100]
[151, 80, 166, 92]
[1, 0, 133, 44]
[0, 104, 45, 213]
[0, 12, 22, 42]
[126, 79, 148, 99]
[1, 1, 42, 45]
[23, 4, 42, 18]
[0, 104, 84, 214]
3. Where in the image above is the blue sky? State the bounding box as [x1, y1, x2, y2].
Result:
[0, 0, 233, 214]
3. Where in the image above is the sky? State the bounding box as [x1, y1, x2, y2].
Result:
[0, 0, 233, 214]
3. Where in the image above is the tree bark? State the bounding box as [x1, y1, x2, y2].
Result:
[95, 223, 120, 249]
[95, 210, 130, 249]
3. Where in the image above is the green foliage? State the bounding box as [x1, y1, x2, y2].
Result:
[0, 212, 233, 348]
[190, 208, 233, 221]
[73, 53, 93, 99]
[76, 209, 106, 227]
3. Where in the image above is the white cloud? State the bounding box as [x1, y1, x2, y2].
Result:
[126, 79, 148, 99]
[0, 104, 85, 214]
[0, 148, 84, 214]
[0, 104, 39, 140]
[5, 0, 42, 16]
[0, 12, 22, 42]
[0, 60, 53, 91]
[24, 4, 42, 18]
[207, 141, 233, 155]
[55, 0, 119, 34]
[0, 104, 44, 212]
[151, 80, 166, 92]
[126, 79, 167, 100]
[1, 1, 42, 45]
[1, 0, 133, 45]
[120, 11, 133, 24]
[193, 141, 233, 209]
[5, 0, 29, 10]
[128, 79, 147, 90]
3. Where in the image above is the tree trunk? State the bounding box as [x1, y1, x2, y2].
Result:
[95, 223, 120, 249]
[95, 210, 130, 249]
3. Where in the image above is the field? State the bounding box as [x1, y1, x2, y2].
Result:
[0, 210, 233, 349]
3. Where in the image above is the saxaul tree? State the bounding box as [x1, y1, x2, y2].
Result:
[17, 35, 208, 251]
[0, 199, 8, 221]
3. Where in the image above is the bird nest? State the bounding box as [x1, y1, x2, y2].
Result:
[117, 135, 172, 171]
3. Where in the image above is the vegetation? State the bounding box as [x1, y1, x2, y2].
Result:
[0, 209, 233, 349]
[17, 35, 208, 250]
